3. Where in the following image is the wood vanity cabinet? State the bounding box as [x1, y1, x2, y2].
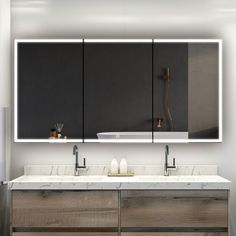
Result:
[11, 190, 228, 235]
[12, 191, 119, 231]
[12, 233, 227, 236]
[13, 233, 118, 236]
[13, 234, 118, 236]
[121, 233, 227, 236]
[120, 190, 228, 228]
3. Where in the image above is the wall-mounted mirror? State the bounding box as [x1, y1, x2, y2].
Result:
[15, 39, 84, 143]
[84, 39, 153, 143]
[14, 39, 222, 143]
[153, 39, 222, 143]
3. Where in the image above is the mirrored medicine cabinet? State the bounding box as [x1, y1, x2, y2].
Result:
[14, 39, 222, 143]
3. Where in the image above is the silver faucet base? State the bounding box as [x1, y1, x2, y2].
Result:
[75, 169, 80, 176]
[73, 145, 87, 176]
[164, 166, 177, 176]
[164, 145, 176, 176]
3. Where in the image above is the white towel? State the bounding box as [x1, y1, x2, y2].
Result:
[0, 107, 6, 182]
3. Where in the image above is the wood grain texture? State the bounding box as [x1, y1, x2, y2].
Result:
[13, 233, 118, 236]
[121, 191, 228, 228]
[121, 233, 227, 236]
[12, 191, 118, 228]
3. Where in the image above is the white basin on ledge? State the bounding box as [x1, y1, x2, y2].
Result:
[97, 132, 152, 140]
[8, 175, 231, 190]
[96, 132, 189, 142]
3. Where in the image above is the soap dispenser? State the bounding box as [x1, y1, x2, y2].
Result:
[110, 158, 119, 174]
[120, 158, 128, 174]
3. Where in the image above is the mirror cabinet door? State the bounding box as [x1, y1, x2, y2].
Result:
[84, 41, 152, 142]
[153, 42, 188, 142]
[16, 41, 83, 141]
[188, 42, 219, 140]
[153, 41, 220, 142]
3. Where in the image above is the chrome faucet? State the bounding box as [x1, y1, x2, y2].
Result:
[164, 145, 176, 176]
[73, 145, 86, 176]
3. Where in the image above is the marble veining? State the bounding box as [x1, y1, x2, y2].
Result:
[24, 164, 218, 176]
[8, 164, 230, 190]
[8, 175, 231, 190]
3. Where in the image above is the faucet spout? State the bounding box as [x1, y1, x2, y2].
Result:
[164, 145, 176, 176]
[73, 145, 86, 176]
[73, 145, 78, 155]
[73, 145, 79, 174]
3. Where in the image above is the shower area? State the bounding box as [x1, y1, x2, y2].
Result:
[153, 42, 219, 139]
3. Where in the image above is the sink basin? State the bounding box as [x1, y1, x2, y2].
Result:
[137, 176, 168, 181]
[72, 176, 104, 181]
[137, 175, 227, 182]
[97, 132, 152, 142]
[137, 175, 196, 181]
[153, 132, 188, 140]
[13, 175, 104, 182]
[97, 132, 188, 142]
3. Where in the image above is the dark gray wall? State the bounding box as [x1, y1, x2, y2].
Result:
[188, 43, 219, 139]
[84, 42, 152, 139]
[18, 42, 83, 139]
[153, 43, 188, 132]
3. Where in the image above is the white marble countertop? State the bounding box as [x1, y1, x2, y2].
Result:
[8, 175, 231, 190]
[23, 164, 219, 176]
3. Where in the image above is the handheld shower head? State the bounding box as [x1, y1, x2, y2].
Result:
[163, 67, 171, 81]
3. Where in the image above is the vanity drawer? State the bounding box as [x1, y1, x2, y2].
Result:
[12, 191, 118, 228]
[13, 233, 118, 236]
[121, 233, 227, 236]
[121, 190, 228, 228]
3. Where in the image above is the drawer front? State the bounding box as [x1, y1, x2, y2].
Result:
[12, 191, 118, 228]
[121, 190, 228, 228]
[13, 233, 118, 236]
[121, 233, 227, 236]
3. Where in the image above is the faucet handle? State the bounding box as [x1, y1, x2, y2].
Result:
[78, 157, 86, 169]
[155, 117, 164, 128]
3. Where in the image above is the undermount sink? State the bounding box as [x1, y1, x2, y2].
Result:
[136, 175, 224, 182]
[14, 175, 104, 182]
[71, 176, 104, 181]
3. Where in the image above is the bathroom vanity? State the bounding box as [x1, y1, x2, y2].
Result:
[9, 165, 230, 236]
